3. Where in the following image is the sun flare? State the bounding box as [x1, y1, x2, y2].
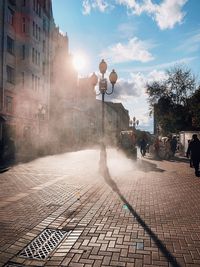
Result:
[72, 52, 87, 71]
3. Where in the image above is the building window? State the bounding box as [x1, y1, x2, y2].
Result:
[36, 24, 38, 39]
[33, 0, 36, 11]
[7, 36, 14, 55]
[43, 19, 46, 31]
[35, 76, 37, 90]
[5, 96, 13, 113]
[22, 72, 25, 88]
[38, 77, 40, 91]
[43, 40, 46, 52]
[6, 65, 15, 84]
[32, 21, 35, 36]
[7, 7, 14, 25]
[22, 45, 25, 59]
[33, 0, 41, 16]
[32, 48, 34, 63]
[22, 17, 26, 33]
[35, 50, 37, 64]
[42, 62, 45, 75]
[32, 74, 34, 90]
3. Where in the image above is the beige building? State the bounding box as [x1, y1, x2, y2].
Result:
[0, 0, 130, 160]
[0, 0, 53, 159]
[73, 75, 130, 146]
[49, 26, 78, 152]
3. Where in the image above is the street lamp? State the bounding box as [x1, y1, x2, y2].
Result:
[90, 59, 118, 141]
[132, 116, 139, 129]
[129, 119, 133, 128]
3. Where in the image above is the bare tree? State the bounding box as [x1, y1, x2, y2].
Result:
[166, 65, 196, 106]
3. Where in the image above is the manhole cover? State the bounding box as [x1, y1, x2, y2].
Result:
[19, 228, 69, 260]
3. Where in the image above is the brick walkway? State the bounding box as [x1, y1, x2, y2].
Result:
[0, 147, 200, 267]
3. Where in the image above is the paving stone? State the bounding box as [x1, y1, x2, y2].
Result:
[1, 149, 200, 267]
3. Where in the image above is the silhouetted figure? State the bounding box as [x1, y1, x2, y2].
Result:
[170, 136, 177, 157]
[165, 137, 172, 160]
[187, 140, 193, 168]
[186, 134, 200, 177]
[140, 138, 147, 157]
[154, 137, 160, 158]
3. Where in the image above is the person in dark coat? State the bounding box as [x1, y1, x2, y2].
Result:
[170, 136, 177, 157]
[186, 134, 200, 177]
[140, 138, 147, 156]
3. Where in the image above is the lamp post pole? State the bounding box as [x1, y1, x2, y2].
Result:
[90, 60, 118, 144]
[102, 91, 105, 138]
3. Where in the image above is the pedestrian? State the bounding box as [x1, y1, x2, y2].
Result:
[187, 140, 193, 168]
[154, 137, 160, 159]
[170, 136, 177, 157]
[186, 134, 200, 177]
[165, 137, 172, 160]
[140, 138, 147, 156]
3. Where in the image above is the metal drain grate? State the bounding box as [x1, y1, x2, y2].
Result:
[4, 263, 23, 267]
[19, 228, 69, 260]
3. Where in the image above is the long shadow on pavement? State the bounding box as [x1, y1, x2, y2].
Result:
[136, 158, 165, 173]
[170, 156, 190, 164]
[146, 154, 190, 164]
[99, 144, 181, 267]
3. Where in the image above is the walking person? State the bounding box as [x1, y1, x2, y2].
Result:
[154, 137, 160, 159]
[165, 137, 172, 160]
[187, 140, 193, 167]
[186, 134, 200, 177]
[140, 138, 147, 157]
[170, 136, 177, 157]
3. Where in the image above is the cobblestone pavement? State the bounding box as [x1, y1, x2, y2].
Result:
[0, 147, 200, 267]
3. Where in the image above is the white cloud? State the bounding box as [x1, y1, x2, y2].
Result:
[105, 69, 166, 103]
[177, 31, 200, 53]
[155, 0, 187, 30]
[147, 69, 167, 82]
[82, 0, 187, 29]
[117, 0, 188, 30]
[101, 70, 165, 132]
[117, 22, 137, 39]
[119, 56, 196, 73]
[129, 70, 167, 94]
[100, 37, 154, 63]
[82, 0, 91, 15]
[82, 0, 112, 14]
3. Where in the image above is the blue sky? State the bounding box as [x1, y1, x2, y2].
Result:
[52, 0, 200, 133]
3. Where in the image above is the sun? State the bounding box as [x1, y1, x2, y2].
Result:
[72, 52, 87, 71]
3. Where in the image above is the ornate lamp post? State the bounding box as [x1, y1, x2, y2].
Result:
[90, 59, 118, 141]
[129, 119, 133, 128]
[132, 116, 139, 129]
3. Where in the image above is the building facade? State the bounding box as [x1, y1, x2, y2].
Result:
[49, 26, 78, 152]
[0, 0, 53, 160]
[0, 0, 130, 161]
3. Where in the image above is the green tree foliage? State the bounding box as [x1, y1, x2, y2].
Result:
[188, 87, 200, 130]
[146, 66, 197, 134]
[166, 66, 196, 105]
